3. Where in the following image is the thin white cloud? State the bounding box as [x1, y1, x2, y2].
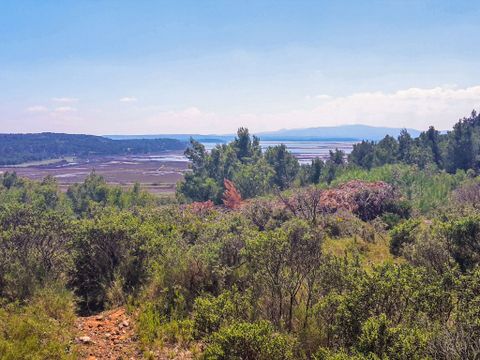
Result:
[53, 106, 77, 113]
[301, 85, 480, 130]
[16, 85, 480, 134]
[141, 107, 218, 133]
[93, 85, 480, 134]
[52, 97, 78, 103]
[314, 94, 332, 100]
[119, 96, 138, 103]
[26, 105, 48, 113]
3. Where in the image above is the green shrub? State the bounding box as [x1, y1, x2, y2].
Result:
[443, 215, 480, 271]
[357, 314, 430, 360]
[0, 287, 76, 360]
[137, 294, 192, 350]
[389, 219, 421, 256]
[70, 210, 149, 313]
[313, 348, 374, 360]
[202, 321, 296, 360]
[193, 289, 251, 338]
[0, 204, 73, 301]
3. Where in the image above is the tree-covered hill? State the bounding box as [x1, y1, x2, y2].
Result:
[0, 132, 187, 165]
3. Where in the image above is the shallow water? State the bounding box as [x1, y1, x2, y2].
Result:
[202, 140, 356, 163]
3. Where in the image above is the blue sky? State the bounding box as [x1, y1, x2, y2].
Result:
[1, 0, 480, 134]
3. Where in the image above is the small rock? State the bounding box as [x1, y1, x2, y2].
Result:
[122, 320, 129, 327]
[105, 332, 111, 338]
[78, 336, 92, 344]
[96, 315, 104, 321]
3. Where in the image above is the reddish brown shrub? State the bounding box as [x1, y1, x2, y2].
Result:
[187, 200, 215, 215]
[222, 179, 242, 210]
[280, 180, 395, 223]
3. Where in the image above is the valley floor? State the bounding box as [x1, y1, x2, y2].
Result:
[0, 152, 188, 195]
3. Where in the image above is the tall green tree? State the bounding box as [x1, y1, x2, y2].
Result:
[265, 145, 300, 190]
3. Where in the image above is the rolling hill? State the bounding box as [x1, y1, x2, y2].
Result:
[0, 133, 186, 165]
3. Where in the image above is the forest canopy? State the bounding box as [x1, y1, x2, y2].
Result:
[0, 132, 186, 165]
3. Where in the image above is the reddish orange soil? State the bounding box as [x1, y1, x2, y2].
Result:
[75, 307, 142, 359]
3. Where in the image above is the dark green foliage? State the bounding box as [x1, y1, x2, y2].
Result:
[419, 126, 442, 167]
[193, 289, 252, 338]
[309, 158, 324, 184]
[375, 135, 399, 166]
[311, 263, 451, 357]
[389, 219, 421, 256]
[444, 115, 476, 172]
[67, 172, 156, 216]
[69, 211, 148, 313]
[265, 144, 300, 190]
[0, 132, 186, 165]
[0, 204, 72, 300]
[345, 110, 480, 175]
[457, 268, 480, 331]
[67, 172, 110, 215]
[349, 141, 375, 170]
[202, 321, 295, 360]
[177, 128, 299, 202]
[443, 215, 480, 271]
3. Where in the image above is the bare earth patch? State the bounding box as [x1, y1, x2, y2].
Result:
[75, 307, 198, 359]
[76, 307, 142, 359]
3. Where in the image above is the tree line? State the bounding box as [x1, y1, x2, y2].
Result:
[349, 110, 480, 173]
[178, 110, 480, 206]
[177, 127, 345, 203]
[0, 132, 186, 165]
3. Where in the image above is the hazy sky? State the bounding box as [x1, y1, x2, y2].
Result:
[1, 0, 480, 134]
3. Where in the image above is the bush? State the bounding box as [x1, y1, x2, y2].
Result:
[137, 290, 191, 350]
[193, 289, 251, 339]
[0, 205, 73, 301]
[313, 349, 373, 360]
[70, 210, 148, 313]
[443, 215, 480, 271]
[357, 314, 430, 359]
[389, 219, 421, 256]
[0, 287, 76, 359]
[202, 321, 296, 360]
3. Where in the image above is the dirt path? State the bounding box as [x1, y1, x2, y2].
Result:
[75, 307, 143, 359]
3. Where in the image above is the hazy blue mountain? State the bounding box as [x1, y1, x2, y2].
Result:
[257, 124, 421, 141]
[106, 124, 421, 142]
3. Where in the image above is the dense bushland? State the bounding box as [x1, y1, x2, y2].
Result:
[3, 110, 480, 358]
[1, 164, 480, 358]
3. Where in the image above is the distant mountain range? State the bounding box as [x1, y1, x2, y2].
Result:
[257, 124, 421, 141]
[106, 124, 421, 142]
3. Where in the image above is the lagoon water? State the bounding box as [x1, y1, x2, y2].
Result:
[202, 140, 356, 164]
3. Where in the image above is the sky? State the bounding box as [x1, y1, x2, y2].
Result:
[1, 0, 480, 135]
